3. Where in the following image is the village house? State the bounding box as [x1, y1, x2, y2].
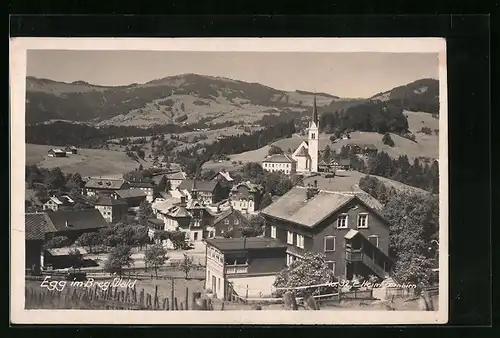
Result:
[25, 212, 58, 273]
[85, 178, 130, 197]
[227, 181, 263, 214]
[260, 186, 393, 281]
[93, 195, 129, 223]
[318, 160, 332, 173]
[177, 179, 224, 205]
[128, 181, 156, 203]
[42, 195, 75, 212]
[65, 145, 78, 155]
[47, 148, 67, 157]
[205, 207, 251, 239]
[45, 209, 109, 242]
[113, 188, 147, 208]
[330, 159, 351, 171]
[165, 170, 187, 190]
[262, 154, 297, 175]
[204, 237, 287, 300]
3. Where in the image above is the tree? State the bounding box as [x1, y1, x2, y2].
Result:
[329, 135, 337, 143]
[169, 231, 187, 250]
[177, 253, 196, 279]
[104, 245, 134, 277]
[260, 193, 273, 209]
[322, 145, 332, 162]
[75, 232, 102, 254]
[68, 248, 84, 271]
[382, 192, 439, 286]
[273, 252, 336, 298]
[201, 169, 216, 180]
[43, 235, 71, 249]
[144, 244, 168, 278]
[131, 225, 150, 250]
[268, 145, 284, 156]
[44, 167, 66, 191]
[382, 132, 395, 147]
[65, 172, 84, 194]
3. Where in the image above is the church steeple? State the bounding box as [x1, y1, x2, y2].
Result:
[312, 93, 318, 126]
[191, 174, 198, 200]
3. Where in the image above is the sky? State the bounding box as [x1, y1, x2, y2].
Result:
[27, 50, 438, 98]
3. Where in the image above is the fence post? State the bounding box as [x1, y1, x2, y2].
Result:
[246, 285, 249, 300]
[174, 297, 179, 310]
[185, 287, 189, 310]
[170, 278, 175, 310]
[154, 285, 159, 309]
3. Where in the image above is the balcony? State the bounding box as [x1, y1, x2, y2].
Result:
[345, 248, 363, 262]
[225, 264, 248, 275]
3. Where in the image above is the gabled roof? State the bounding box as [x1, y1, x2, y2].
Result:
[94, 195, 129, 206]
[166, 171, 187, 180]
[295, 146, 310, 157]
[49, 148, 65, 153]
[25, 212, 58, 240]
[318, 160, 329, 166]
[115, 188, 147, 199]
[46, 209, 109, 232]
[206, 237, 287, 252]
[260, 186, 384, 228]
[152, 197, 180, 214]
[212, 208, 249, 227]
[85, 178, 127, 190]
[129, 182, 155, 189]
[166, 205, 192, 218]
[178, 180, 218, 192]
[263, 153, 296, 163]
[230, 181, 263, 194]
[214, 171, 234, 182]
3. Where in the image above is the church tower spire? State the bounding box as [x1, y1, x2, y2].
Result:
[307, 93, 319, 173]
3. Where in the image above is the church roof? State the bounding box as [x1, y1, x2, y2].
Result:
[263, 154, 296, 163]
[295, 146, 310, 157]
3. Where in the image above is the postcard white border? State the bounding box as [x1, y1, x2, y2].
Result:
[10, 37, 448, 325]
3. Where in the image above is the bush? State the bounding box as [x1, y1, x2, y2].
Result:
[382, 132, 395, 147]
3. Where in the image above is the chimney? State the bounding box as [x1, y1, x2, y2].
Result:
[65, 220, 69, 227]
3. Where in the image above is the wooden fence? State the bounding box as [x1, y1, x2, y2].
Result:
[25, 283, 203, 310]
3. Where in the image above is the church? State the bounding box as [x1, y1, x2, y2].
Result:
[291, 95, 320, 175]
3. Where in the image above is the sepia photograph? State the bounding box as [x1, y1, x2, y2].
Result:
[10, 38, 448, 324]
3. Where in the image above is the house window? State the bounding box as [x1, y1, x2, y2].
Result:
[224, 219, 229, 225]
[337, 214, 348, 229]
[286, 254, 295, 266]
[270, 226, 277, 238]
[218, 278, 221, 291]
[287, 231, 294, 244]
[234, 219, 239, 225]
[312, 133, 316, 139]
[368, 235, 379, 248]
[327, 261, 336, 273]
[297, 234, 304, 249]
[357, 214, 369, 228]
[324, 236, 336, 252]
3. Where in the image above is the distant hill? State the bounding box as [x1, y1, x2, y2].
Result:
[25, 74, 346, 126]
[369, 78, 439, 114]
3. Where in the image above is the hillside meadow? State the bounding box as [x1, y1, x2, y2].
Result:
[25, 144, 148, 177]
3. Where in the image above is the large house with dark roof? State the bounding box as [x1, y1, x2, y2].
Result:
[25, 212, 58, 273]
[94, 195, 128, 223]
[165, 171, 187, 190]
[113, 188, 147, 207]
[228, 181, 264, 214]
[205, 237, 287, 300]
[262, 153, 297, 175]
[206, 207, 250, 239]
[45, 209, 109, 240]
[128, 181, 156, 203]
[260, 186, 393, 281]
[178, 179, 224, 205]
[85, 178, 130, 197]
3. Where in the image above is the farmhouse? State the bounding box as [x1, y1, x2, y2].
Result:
[128, 181, 156, 203]
[85, 178, 130, 197]
[42, 195, 75, 212]
[262, 154, 297, 175]
[25, 212, 58, 273]
[330, 159, 351, 171]
[260, 186, 393, 281]
[94, 195, 129, 223]
[291, 95, 320, 175]
[211, 170, 234, 185]
[47, 148, 67, 157]
[204, 237, 287, 300]
[45, 209, 109, 241]
[113, 188, 147, 208]
[165, 170, 187, 190]
[205, 207, 250, 239]
[178, 179, 224, 205]
[228, 181, 263, 214]
[65, 145, 78, 155]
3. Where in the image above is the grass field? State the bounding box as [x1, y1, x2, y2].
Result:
[26, 144, 149, 177]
